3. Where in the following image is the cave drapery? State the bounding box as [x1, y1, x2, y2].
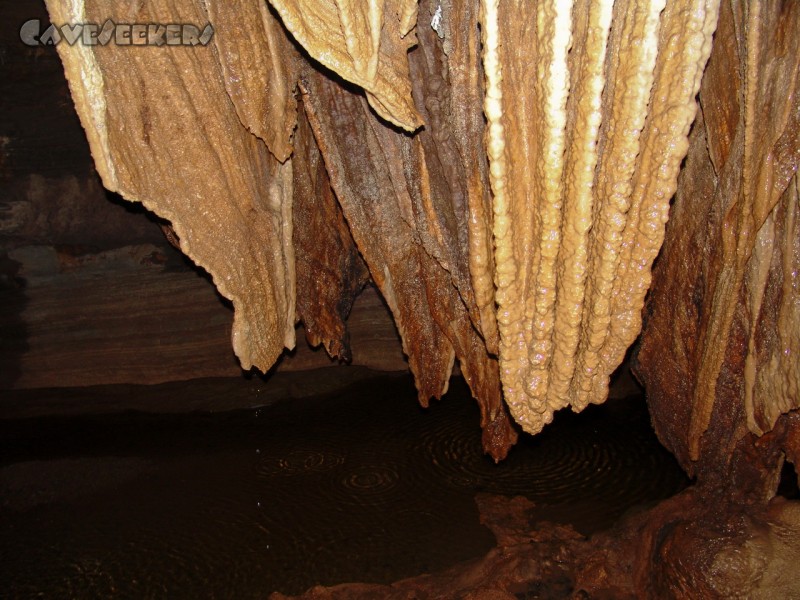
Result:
[47, 0, 798, 474]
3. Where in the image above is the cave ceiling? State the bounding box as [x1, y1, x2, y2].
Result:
[45, 0, 799, 463]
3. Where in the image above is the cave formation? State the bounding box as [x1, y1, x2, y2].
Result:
[39, 0, 800, 597]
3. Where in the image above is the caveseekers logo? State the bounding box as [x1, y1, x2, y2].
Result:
[20, 19, 214, 47]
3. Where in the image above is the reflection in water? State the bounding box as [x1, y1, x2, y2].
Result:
[0, 374, 688, 598]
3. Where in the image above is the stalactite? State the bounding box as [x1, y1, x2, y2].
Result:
[483, 0, 720, 433]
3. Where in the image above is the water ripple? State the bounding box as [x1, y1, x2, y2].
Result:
[0, 375, 688, 598]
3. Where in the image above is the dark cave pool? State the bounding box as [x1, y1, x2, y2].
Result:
[0, 373, 688, 598]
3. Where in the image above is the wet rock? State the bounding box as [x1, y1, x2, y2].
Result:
[635, 0, 800, 496]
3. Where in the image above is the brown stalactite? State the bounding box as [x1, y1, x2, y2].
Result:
[405, 0, 500, 354]
[300, 67, 516, 460]
[299, 68, 458, 402]
[293, 103, 370, 361]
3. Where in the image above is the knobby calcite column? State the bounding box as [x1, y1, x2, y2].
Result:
[482, 0, 719, 433]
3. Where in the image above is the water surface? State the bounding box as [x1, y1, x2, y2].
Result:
[1, 373, 688, 598]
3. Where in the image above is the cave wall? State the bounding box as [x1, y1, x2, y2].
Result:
[636, 0, 800, 497]
[38, 0, 720, 458]
[39, 0, 799, 467]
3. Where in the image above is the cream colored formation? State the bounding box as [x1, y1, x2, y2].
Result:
[483, 0, 719, 433]
[46, 0, 299, 375]
[51, 0, 733, 436]
[268, 0, 422, 131]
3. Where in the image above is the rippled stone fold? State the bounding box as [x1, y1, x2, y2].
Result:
[46, 0, 298, 373]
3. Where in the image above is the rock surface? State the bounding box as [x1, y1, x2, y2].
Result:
[32, 0, 800, 595]
[0, 236, 407, 388]
[272, 490, 800, 600]
[635, 0, 800, 494]
[269, 494, 591, 600]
